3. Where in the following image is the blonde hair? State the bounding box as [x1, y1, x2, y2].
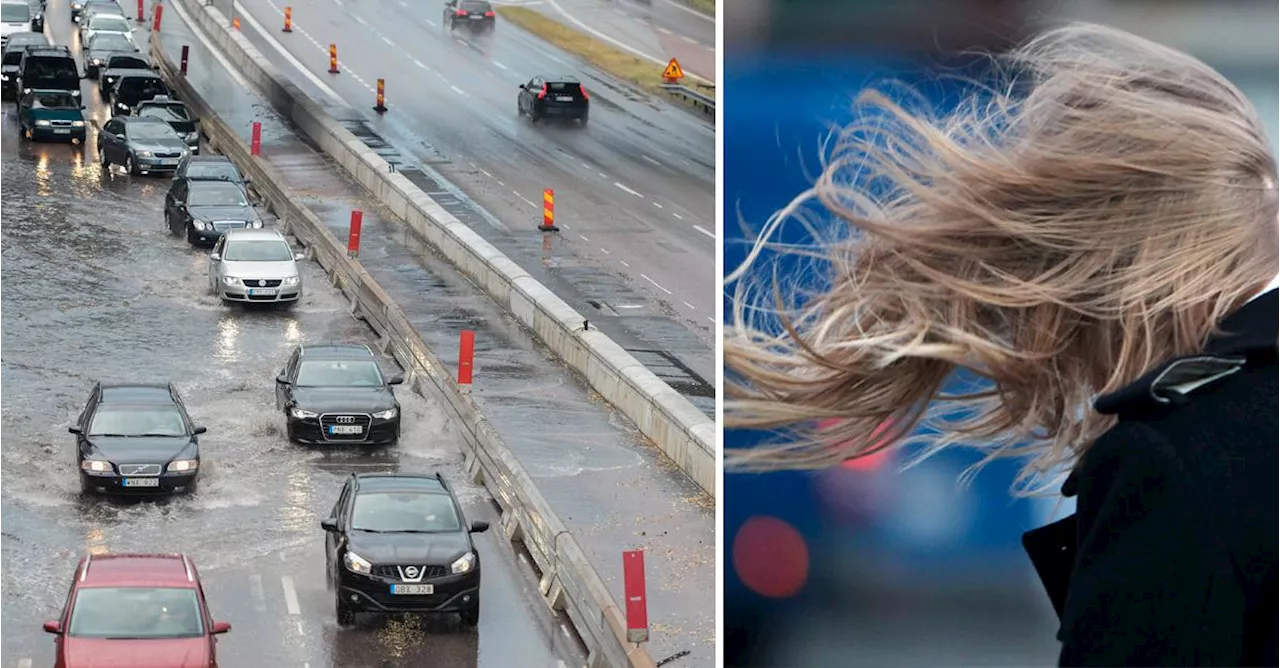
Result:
[724, 22, 1279, 492]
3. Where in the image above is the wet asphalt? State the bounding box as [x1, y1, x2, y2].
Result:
[150, 9, 717, 663]
[0, 10, 587, 668]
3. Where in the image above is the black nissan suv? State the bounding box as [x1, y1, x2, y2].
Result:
[322, 473, 490, 627]
[275, 343, 403, 445]
[71, 382, 206, 496]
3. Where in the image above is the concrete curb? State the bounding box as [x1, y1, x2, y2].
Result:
[166, 0, 716, 499]
[150, 31, 657, 668]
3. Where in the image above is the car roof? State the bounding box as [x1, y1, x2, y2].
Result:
[188, 178, 243, 190]
[187, 155, 233, 163]
[543, 75, 581, 83]
[98, 382, 175, 404]
[78, 553, 197, 588]
[353, 473, 449, 495]
[4, 33, 47, 48]
[118, 69, 162, 79]
[299, 343, 376, 359]
[22, 46, 72, 58]
[223, 228, 287, 242]
[120, 114, 170, 125]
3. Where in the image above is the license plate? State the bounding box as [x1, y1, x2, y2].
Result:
[469, 14, 483, 18]
[123, 478, 160, 488]
[555, 96, 573, 102]
[329, 425, 363, 435]
[247, 288, 278, 296]
[390, 584, 433, 595]
[53, 128, 71, 134]
[158, 159, 178, 166]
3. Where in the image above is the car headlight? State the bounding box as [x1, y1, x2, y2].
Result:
[1, 75, 8, 82]
[138, 150, 152, 157]
[72, 2, 81, 8]
[184, 132, 198, 142]
[167, 459, 198, 472]
[343, 551, 372, 575]
[290, 406, 317, 419]
[282, 275, 301, 286]
[72, 120, 85, 128]
[248, 220, 263, 229]
[22, 87, 30, 94]
[70, 89, 80, 97]
[450, 552, 475, 575]
[80, 460, 111, 473]
[34, 119, 50, 127]
[221, 275, 241, 285]
[372, 407, 397, 420]
[91, 58, 101, 65]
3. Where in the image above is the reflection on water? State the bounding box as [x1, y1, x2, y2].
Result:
[216, 314, 241, 362]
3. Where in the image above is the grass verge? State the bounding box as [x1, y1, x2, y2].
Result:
[496, 5, 714, 110]
[684, 0, 714, 16]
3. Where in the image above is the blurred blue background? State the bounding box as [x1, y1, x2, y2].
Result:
[721, 1, 1277, 665]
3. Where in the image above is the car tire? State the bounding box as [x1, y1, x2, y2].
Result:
[125, 154, 139, 176]
[529, 110, 539, 124]
[459, 605, 479, 628]
[335, 595, 355, 627]
[98, 145, 109, 168]
[578, 114, 589, 128]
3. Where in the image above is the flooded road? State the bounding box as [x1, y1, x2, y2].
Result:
[0, 11, 585, 667]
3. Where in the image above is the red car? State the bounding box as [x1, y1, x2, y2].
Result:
[43, 553, 231, 668]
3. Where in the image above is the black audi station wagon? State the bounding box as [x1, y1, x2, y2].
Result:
[275, 343, 403, 446]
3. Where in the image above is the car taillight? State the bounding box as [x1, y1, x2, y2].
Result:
[484, 10, 494, 16]
[454, 9, 466, 15]
[536, 84, 547, 100]
[579, 84, 589, 100]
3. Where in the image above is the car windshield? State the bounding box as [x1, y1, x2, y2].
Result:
[89, 16, 129, 32]
[107, 56, 147, 69]
[33, 91, 77, 108]
[2, 50, 21, 66]
[24, 57, 77, 82]
[1, 3, 30, 21]
[189, 183, 246, 207]
[351, 492, 462, 533]
[295, 359, 384, 387]
[186, 162, 240, 181]
[223, 239, 292, 262]
[88, 407, 186, 437]
[68, 587, 204, 639]
[120, 77, 166, 98]
[88, 34, 132, 52]
[460, 1, 490, 11]
[139, 104, 188, 122]
[127, 121, 175, 141]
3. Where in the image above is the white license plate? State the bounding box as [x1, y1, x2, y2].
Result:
[390, 584, 433, 595]
[158, 159, 178, 166]
[329, 425, 363, 435]
[247, 288, 278, 296]
[123, 478, 160, 488]
[555, 96, 573, 102]
[53, 128, 71, 134]
[469, 14, 483, 18]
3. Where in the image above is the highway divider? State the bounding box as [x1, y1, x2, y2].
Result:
[164, 0, 716, 499]
[150, 30, 657, 668]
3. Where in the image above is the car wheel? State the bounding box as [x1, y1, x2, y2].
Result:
[578, 114, 589, 128]
[98, 145, 109, 168]
[185, 222, 199, 245]
[125, 154, 139, 176]
[516, 100, 522, 117]
[459, 605, 479, 628]
[529, 110, 539, 124]
[335, 595, 355, 627]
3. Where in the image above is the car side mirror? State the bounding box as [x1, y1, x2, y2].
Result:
[79, 103, 86, 109]
[275, 374, 288, 384]
[320, 518, 337, 532]
[387, 374, 405, 385]
[243, 177, 252, 185]
[211, 621, 231, 634]
[294, 252, 306, 261]
[68, 425, 82, 434]
[469, 520, 490, 534]
[192, 425, 207, 435]
[518, 84, 525, 89]
[209, 252, 220, 261]
[43, 620, 62, 634]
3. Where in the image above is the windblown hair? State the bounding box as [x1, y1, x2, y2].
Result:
[724, 22, 1279, 491]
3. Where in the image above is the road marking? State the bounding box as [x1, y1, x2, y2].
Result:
[18, 659, 32, 668]
[620, 260, 630, 267]
[640, 274, 672, 294]
[657, 27, 672, 35]
[684, 301, 696, 310]
[455, 38, 468, 47]
[641, 154, 662, 167]
[542, 0, 710, 81]
[598, 172, 607, 179]
[614, 182, 643, 197]
[451, 85, 467, 96]
[652, 201, 663, 209]
[672, 212, 683, 220]
[413, 58, 426, 69]
[579, 234, 589, 241]
[381, 36, 394, 46]
[516, 192, 537, 208]
[493, 60, 507, 70]
[238, 0, 347, 106]
[426, 19, 437, 27]
[681, 35, 698, 44]
[281, 576, 302, 615]
[707, 316, 716, 324]
[249, 574, 267, 612]
[660, 0, 715, 22]
[693, 224, 715, 239]
[354, 14, 366, 24]
[599, 247, 610, 254]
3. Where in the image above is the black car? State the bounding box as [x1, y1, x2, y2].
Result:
[15, 45, 79, 101]
[1, 33, 48, 98]
[442, 0, 494, 33]
[82, 31, 134, 78]
[72, 0, 118, 23]
[71, 381, 206, 496]
[275, 343, 404, 446]
[98, 115, 188, 176]
[517, 75, 589, 127]
[136, 94, 198, 152]
[97, 51, 149, 96]
[173, 153, 248, 186]
[165, 178, 261, 244]
[107, 69, 170, 116]
[322, 473, 490, 627]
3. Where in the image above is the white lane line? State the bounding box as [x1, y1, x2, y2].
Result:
[652, 201, 664, 209]
[693, 224, 715, 239]
[354, 14, 366, 25]
[579, 234, 589, 241]
[672, 212, 684, 220]
[599, 247, 610, 254]
[684, 301, 696, 310]
[455, 38, 468, 46]
[614, 182, 643, 197]
[238, 0, 347, 106]
[620, 260, 631, 267]
[598, 172, 607, 179]
[281, 576, 302, 615]
[561, 223, 572, 230]
[19, 659, 33, 668]
[641, 274, 672, 295]
[707, 316, 716, 324]
[516, 193, 536, 208]
[660, 0, 715, 22]
[279, 552, 286, 562]
[381, 36, 394, 46]
[479, 168, 493, 178]
[451, 85, 467, 96]
[249, 574, 267, 611]
[681, 35, 698, 44]
[493, 60, 507, 70]
[496, 180, 505, 186]
[657, 27, 673, 35]
[413, 58, 426, 69]
[641, 154, 662, 166]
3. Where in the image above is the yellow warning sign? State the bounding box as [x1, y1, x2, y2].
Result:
[662, 58, 684, 83]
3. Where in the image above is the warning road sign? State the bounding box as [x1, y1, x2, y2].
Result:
[662, 58, 684, 83]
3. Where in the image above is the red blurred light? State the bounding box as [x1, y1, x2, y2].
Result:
[732, 515, 809, 598]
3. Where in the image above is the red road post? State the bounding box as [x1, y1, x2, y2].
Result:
[283, 6, 292, 32]
[250, 121, 262, 156]
[328, 44, 339, 74]
[136, 0, 144, 23]
[458, 330, 475, 393]
[538, 188, 558, 232]
[347, 210, 363, 258]
[151, 4, 162, 31]
[373, 78, 387, 113]
[622, 550, 649, 644]
[179, 45, 189, 76]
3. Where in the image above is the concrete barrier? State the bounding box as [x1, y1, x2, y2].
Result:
[164, 0, 717, 498]
[150, 31, 658, 668]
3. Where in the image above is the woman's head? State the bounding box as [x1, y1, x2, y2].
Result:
[724, 22, 1278, 489]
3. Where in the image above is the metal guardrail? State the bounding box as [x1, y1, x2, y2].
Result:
[660, 83, 715, 114]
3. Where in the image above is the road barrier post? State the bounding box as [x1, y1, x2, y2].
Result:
[623, 550, 650, 644]
[179, 45, 189, 76]
[282, 6, 292, 32]
[373, 78, 387, 113]
[458, 330, 474, 394]
[328, 44, 339, 74]
[232, 16, 239, 29]
[250, 121, 262, 156]
[151, 4, 162, 31]
[136, 0, 144, 23]
[538, 188, 558, 232]
[347, 210, 363, 258]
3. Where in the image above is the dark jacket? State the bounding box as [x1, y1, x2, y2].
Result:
[1023, 290, 1278, 668]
